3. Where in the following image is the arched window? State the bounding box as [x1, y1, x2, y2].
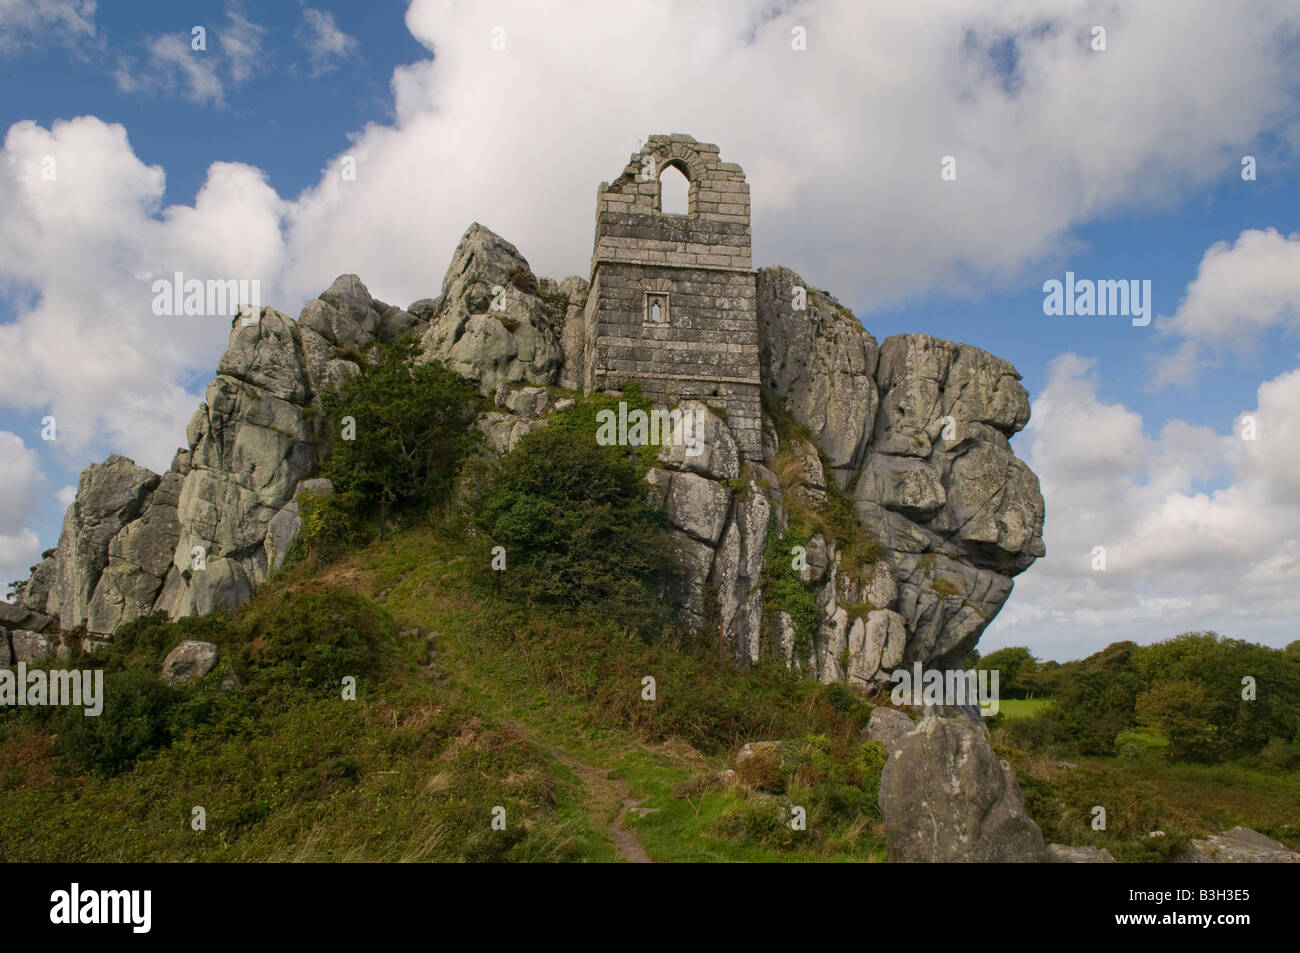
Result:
[658, 163, 689, 214]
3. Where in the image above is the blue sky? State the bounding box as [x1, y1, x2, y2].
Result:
[2, 0, 1299, 662]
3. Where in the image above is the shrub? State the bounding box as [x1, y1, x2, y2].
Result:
[234, 587, 395, 690]
[464, 424, 675, 635]
[55, 670, 176, 777]
[320, 337, 481, 518]
[1003, 713, 1068, 753]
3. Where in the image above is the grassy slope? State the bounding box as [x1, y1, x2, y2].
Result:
[2, 521, 1296, 862]
[988, 698, 1051, 719]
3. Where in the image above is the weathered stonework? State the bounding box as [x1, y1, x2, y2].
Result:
[583, 134, 763, 459]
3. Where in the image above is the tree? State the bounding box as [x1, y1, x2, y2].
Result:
[976, 646, 1037, 698]
[1045, 641, 1142, 755]
[1135, 679, 1218, 761]
[320, 338, 481, 517]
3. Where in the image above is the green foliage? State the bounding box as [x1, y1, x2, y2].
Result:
[542, 380, 660, 474]
[55, 670, 176, 777]
[320, 337, 481, 517]
[760, 514, 821, 659]
[1001, 712, 1068, 754]
[236, 587, 395, 691]
[977, 646, 1039, 699]
[293, 490, 370, 563]
[464, 423, 675, 636]
[1136, 680, 1217, 761]
[1044, 641, 1142, 755]
[1042, 632, 1300, 763]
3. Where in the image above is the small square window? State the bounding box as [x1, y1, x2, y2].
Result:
[645, 293, 669, 326]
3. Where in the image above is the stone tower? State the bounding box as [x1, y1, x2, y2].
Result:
[582, 134, 763, 459]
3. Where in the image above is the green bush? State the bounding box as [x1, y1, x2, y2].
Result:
[320, 337, 481, 517]
[55, 670, 176, 777]
[294, 490, 370, 563]
[464, 425, 675, 635]
[235, 587, 395, 690]
[1003, 713, 1068, 753]
[760, 515, 821, 659]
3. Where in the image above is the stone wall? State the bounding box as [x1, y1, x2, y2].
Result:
[585, 134, 762, 458]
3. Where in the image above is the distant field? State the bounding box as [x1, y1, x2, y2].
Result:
[984, 698, 1051, 718]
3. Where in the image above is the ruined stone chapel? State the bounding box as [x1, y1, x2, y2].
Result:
[580, 134, 764, 459]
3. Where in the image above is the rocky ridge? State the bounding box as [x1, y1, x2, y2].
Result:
[8, 223, 1045, 691]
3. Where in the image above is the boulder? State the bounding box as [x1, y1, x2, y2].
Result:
[878, 713, 1048, 862]
[862, 706, 915, 751]
[1047, 844, 1117, 863]
[664, 471, 731, 546]
[52, 455, 160, 631]
[556, 275, 590, 391]
[1179, 827, 1300, 863]
[656, 401, 739, 482]
[159, 640, 221, 686]
[0, 600, 55, 634]
[11, 630, 61, 664]
[86, 471, 182, 635]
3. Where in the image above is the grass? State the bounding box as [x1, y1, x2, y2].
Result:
[4, 517, 1295, 863]
[986, 698, 1051, 719]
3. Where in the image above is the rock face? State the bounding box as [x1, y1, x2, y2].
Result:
[14, 222, 1045, 694]
[15, 274, 417, 641]
[1179, 827, 1300, 863]
[756, 265, 1045, 678]
[878, 713, 1049, 862]
[418, 224, 566, 394]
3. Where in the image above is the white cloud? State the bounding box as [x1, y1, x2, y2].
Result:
[0, 0, 96, 57]
[117, 32, 226, 106]
[0, 116, 286, 471]
[114, 7, 266, 106]
[1153, 228, 1300, 386]
[0, 431, 44, 533]
[993, 355, 1300, 658]
[296, 8, 358, 76]
[56, 485, 76, 505]
[4, 0, 1300, 623]
[220, 9, 266, 85]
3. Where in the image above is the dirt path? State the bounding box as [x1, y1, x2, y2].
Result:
[507, 722, 655, 863]
[415, 622, 654, 862]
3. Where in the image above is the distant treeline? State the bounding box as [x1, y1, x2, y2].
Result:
[970, 635, 1300, 764]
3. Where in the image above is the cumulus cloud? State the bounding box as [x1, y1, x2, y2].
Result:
[1152, 228, 1300, 386]
[995, 355, 1300, 658]
[0, 0, 96, 57]
[296, 8, 358, 76]
[0, 116, 286, 471]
